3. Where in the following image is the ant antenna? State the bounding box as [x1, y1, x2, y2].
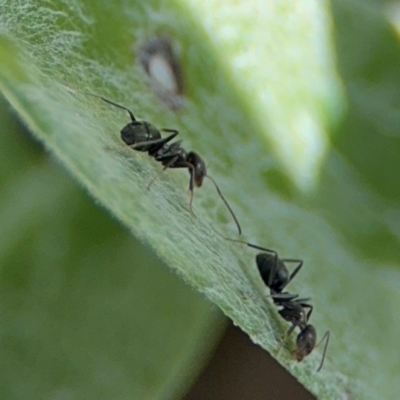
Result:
[206, 175, 242, 235]
[316, 330, 330, 372]
[146, 155, 179, 189]
[75, 90, 137, 122]
[211, 226, 278, 258]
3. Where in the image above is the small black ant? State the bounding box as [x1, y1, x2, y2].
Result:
[272, 294, 330, 372]
[79, 91, 241, 235]
[212, 230, 329, 370]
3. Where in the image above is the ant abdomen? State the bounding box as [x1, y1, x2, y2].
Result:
[256, 253, 289, 292]
[121, 121, 160, 150]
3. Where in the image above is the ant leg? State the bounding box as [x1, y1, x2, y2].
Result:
[145, 130, 179, 152]
[276, 323, 298, 356]
[147, 156, 179, 190]
[292, 297, 312, 304]
[76, 90, 137, 122]
[301, 303, 313, 322]
[147, 156, 198, 218]
[205, 175, 242, 235]
[167, 159, 197, 217]
[281, 259, 303, 287]
[154, 157, 197, 217]
[242, 291, 298, 303]
[187, 163, 196, 217]
[130, 132, 179, 150]
[269, 293, 300, 302]
[160, 128, 179, 134]
[316, 330, 330, 372]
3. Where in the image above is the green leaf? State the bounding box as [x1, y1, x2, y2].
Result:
[1, 1, 400, 399]
[0, 96, 223, 399]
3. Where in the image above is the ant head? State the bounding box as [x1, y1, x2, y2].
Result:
[295, 324, 317, 362]
[256, 254, 289, 292]
[121, 121, 161, 150]
[187, 151, 207, 187]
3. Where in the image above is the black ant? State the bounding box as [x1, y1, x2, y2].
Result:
[212, 230, 329, 370]
[272, 294, 330, 372]
[79, 91, 241, 235]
